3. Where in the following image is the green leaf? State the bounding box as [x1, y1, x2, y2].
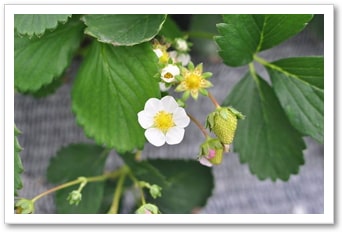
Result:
[82, 14, 167, 46]
[215, 14, 313, 66]
[15, 17, 84, 93]
[72, 41, 160, 153]
[266, 57, 324, 143]
[223, 72, 306, 181]
[123, 154, 214, 213]
[270, 56, 324, 89]
[47, 143, 108, 213]
[23, 76, 64, 98]
[14, 14, 71, 38]
[14, 125, 24, 196]
[158, 15, 184, 39]
[146, 159, 214, 213]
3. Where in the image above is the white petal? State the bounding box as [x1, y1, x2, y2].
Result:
[145, 128, 166, 147]
[168, 51, 177, 60]
[153, 49, 163, 58]
[173, 107, 190, 128]
[137, 111, 154, 129]
[161, 96, 179, 113]
[199, 157, 213, 167]
[178, 53, 191, 66]
[159, 82, 171, 92]
[165, 127, 185, 145]
[144, 98, 162, 115]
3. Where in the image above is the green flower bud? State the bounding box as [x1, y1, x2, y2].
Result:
[198, 137, 224, 166]
[67, 190, 82, 206]
[135, 203, 160, 214]
[206, 107, 244, 149]
[15, 198, 34, 214]
[149, 184, 162, 199]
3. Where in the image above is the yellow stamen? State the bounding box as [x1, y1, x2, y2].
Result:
[185, 72, 202, 90]
[159, 51, 169, 64]
[164, 72, 174, 79]
[154, 111, 175, 133]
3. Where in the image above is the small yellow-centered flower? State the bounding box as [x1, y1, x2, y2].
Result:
[160, 64, 180, 83]
[175, 62, 213, 100]
[138, 96, 190, 147]
[153, 41, 170, 65]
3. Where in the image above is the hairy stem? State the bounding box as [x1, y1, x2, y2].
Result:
[208, 92, 221, 108]
[187, 113, 209, 137]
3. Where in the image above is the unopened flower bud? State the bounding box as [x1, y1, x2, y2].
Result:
[149, 184, 162, 199]
[15, 198, 34, 214]
[67, 190, 82, 206]
[206, 107, 244, 149]
[135, 203, 160, 214]
[198, 137, 224, 166]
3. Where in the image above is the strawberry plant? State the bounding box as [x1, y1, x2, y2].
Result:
[14, 14, 323, 214]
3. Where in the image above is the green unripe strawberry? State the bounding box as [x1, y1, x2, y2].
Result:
[206, 107, 244, 148]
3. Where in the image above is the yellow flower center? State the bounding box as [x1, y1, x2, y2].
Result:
[185, 72, 202, 90]
[154, 111, 175, 133]
[159, 51, 169, 64]
[164, 72, 174, 79]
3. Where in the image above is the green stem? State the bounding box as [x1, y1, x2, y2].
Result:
[31, 179, 81, 203]
[248, 62, 259, 83]
[254, 55, 299, 79]
[186, 31, 215, 40]
[107, 172, 127, 214]
[128, 172, 146, 205]
[31, 167, 124, 203]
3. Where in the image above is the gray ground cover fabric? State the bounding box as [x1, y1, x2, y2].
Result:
[14, 28, 324, 214]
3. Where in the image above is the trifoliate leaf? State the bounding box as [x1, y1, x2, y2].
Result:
[82, 14, 167, 46]
[14, 14, 71, 38]
[47, 143, 108, 213]
[223, 72, 306, 181]
[15, 17, 84, 93]
[215, 14, 313, 66]
[14, 125, 24, 196]
[267, 57, 324, 143]
[72, 41, 160, 153]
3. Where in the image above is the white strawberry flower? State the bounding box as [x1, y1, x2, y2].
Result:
[169, 51, 191, 66]
[160, 64, 180, 83]
[138, 96, 190, 147]
[175, 38, 189, 52]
